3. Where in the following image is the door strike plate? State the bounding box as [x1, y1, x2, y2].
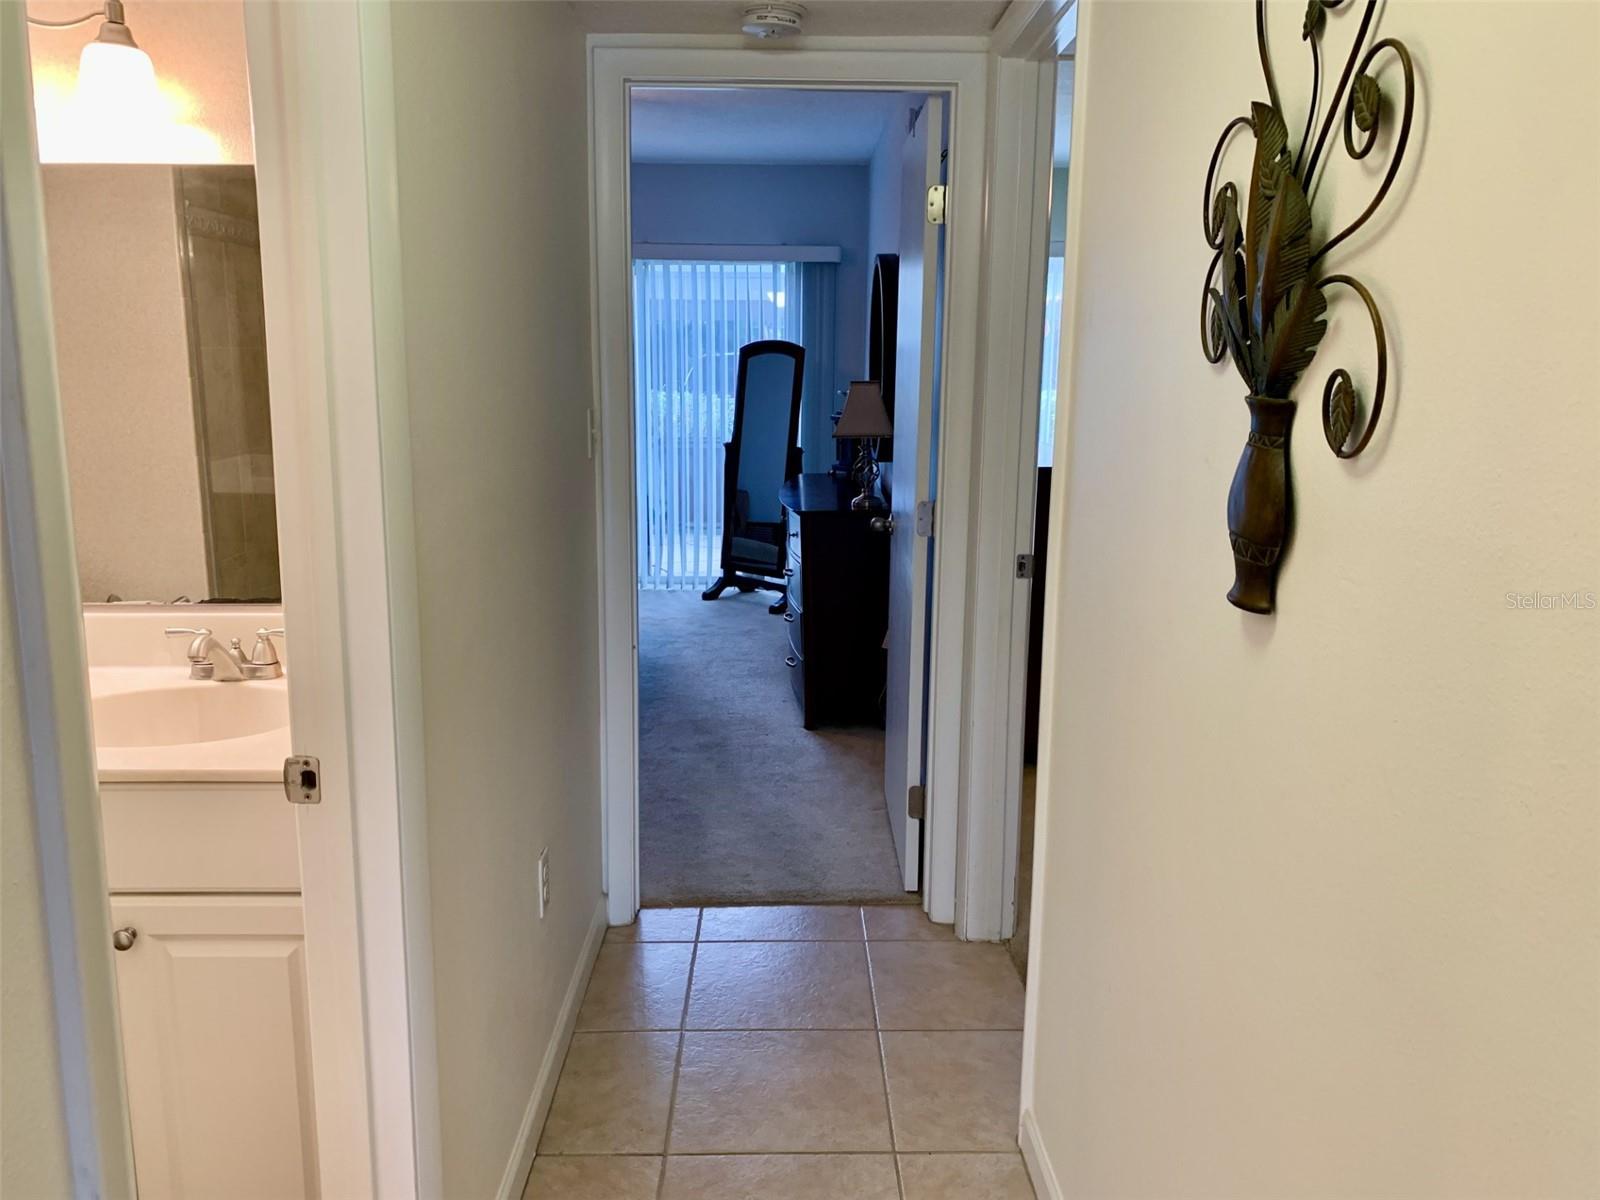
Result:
[283, 755, 322, 804]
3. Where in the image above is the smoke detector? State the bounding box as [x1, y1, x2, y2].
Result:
[742, 3, 807, 38]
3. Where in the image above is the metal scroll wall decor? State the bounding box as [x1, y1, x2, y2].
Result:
[1201, 0, 1414, 613]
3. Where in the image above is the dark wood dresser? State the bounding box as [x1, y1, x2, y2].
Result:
[779, 474, 890, 730]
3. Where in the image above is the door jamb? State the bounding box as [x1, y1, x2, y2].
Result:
[954, 1, 1078, 942]
[243, 5, 441, 1195]
[588, 40, 990, 928]
[1, 6, 136, 1189]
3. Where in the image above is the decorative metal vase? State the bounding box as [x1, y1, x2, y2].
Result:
[1201, 0, 1415, 613]
[1227, 396, 1295, 613]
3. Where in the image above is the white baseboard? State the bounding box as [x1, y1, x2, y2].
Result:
[1019, 1106, 1063, 1200]
[494, 896, 609, 1200]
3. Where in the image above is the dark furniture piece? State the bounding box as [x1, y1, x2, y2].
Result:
[867, 253, 899, 464]
[1023, 466, 1052, 764]
[779, 474, 890, 730]
[703, 340, 806, 611]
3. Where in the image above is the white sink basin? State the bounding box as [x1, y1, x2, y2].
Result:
[92, 682, 289, 749]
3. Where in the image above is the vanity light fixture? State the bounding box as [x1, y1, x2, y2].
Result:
[27, 0, 159, 114]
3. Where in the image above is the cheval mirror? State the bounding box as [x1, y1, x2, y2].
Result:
[701, 340, 806, 612]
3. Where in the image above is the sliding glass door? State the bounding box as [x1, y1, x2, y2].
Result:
[632, 259, 803, 590]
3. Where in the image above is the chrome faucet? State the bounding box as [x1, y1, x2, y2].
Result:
[164, 627, 284, 682]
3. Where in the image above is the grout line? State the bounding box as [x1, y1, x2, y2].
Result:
[863, 933, 907, 1200]
[654, 926, 700, 1200]
[541, 1148, 1025, 1158]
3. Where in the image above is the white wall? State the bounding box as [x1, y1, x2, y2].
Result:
[388, 4, 601, 1196]
[41, 165, 210, 602]
[1023, 3, 1600, 1198]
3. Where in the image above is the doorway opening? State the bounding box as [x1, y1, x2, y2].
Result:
[626, 85, 948, 908]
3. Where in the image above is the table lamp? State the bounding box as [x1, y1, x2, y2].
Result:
[832, 381, 893, 511]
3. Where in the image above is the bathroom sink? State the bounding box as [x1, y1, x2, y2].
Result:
[92, 682, 289, 749]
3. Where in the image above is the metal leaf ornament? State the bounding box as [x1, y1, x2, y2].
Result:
[1200, 0, 1416, 613]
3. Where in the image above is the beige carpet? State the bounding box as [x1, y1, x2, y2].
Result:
[638, 589, 907, 905]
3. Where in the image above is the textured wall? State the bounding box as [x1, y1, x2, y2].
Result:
[389, 3, 602, 1195]
[1023, 2, 1600, 1196]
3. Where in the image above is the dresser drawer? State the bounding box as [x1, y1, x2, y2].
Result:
[783, 605, 804, 656]
[784, 553, 803, 608]
[784, 640, 806, 714]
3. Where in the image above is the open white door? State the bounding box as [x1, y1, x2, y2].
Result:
[882, 96, 946, 894]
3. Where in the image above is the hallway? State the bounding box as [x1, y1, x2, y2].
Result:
[525, 905, 1034, 1199]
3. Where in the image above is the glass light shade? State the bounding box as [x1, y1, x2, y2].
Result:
[76, 37, 160, 121]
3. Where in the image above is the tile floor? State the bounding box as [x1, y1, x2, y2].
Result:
[523, 905, 1035, 1200]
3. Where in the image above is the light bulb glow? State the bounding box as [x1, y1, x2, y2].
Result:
[32, 25, 222, 164]
[76, 39, 160, 120]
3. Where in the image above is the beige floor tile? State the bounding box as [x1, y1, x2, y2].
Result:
[521, 1155, 662, 1199]
[863, 905, 957, 941]
[686, 941, 874, 1029]
[869, 942, 1025, 1029]
[576, 942, 693, 1031]
[538, 1032, 678, 1154]
[670, 1030, 891, 1153]
[698, 904, 863, 941]
[882, 1031, 1023, 1152]
[605, 907, 701, 942]
[898, 1153, 1036, 1199]
[660, 1154, 900, 1199]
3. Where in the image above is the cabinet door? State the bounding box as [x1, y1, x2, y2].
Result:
[110, 895, 318, 1200]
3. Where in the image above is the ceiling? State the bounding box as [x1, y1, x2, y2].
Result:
[631, 87, 911, 165]
[571, 1, 1010, 38]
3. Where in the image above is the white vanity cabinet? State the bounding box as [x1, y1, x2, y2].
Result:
[102, 781, 317, 1200]
[109, 894, 318, 1200]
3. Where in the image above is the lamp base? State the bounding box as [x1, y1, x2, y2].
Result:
[848, 442, 882, 511]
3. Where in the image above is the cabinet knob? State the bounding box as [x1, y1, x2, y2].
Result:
[112, 927, 138, 952]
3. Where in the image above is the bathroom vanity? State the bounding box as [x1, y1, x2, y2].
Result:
[86, 608, 317, 1200]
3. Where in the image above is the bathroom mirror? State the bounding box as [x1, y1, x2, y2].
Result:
[42, 163, 281, 604]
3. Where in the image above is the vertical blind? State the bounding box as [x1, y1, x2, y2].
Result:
[1037, 254, 1065, 467]
[633, 259, 803, 590]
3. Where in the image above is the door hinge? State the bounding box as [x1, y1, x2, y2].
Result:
[907, 784, 926, 821]
[586, 407, 600, 459]
[1015, 553, 1036, 580]
[925, 185, 947, 225]
[283, 755, 322, 805]
[914, 499, 935, 537]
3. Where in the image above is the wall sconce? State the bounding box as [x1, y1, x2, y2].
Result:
[1200, 0, 1416, 614]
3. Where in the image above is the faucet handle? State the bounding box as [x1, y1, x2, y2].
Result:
[164, 626, 210, 638]
[250, 627, 285, 666]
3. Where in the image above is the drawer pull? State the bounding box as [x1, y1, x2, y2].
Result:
[112, 927, 138, 952]
[785, 655, 798, 668]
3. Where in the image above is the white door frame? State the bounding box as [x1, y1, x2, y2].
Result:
[589, 38, 989, 928]
[955, 1, 1079, 942]
[2, 6, 136, 1190]
[4, 3, 442, 1195]
[244, 4, 440, 1195]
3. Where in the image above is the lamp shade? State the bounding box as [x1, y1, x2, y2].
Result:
[832, 380, 892, 439]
